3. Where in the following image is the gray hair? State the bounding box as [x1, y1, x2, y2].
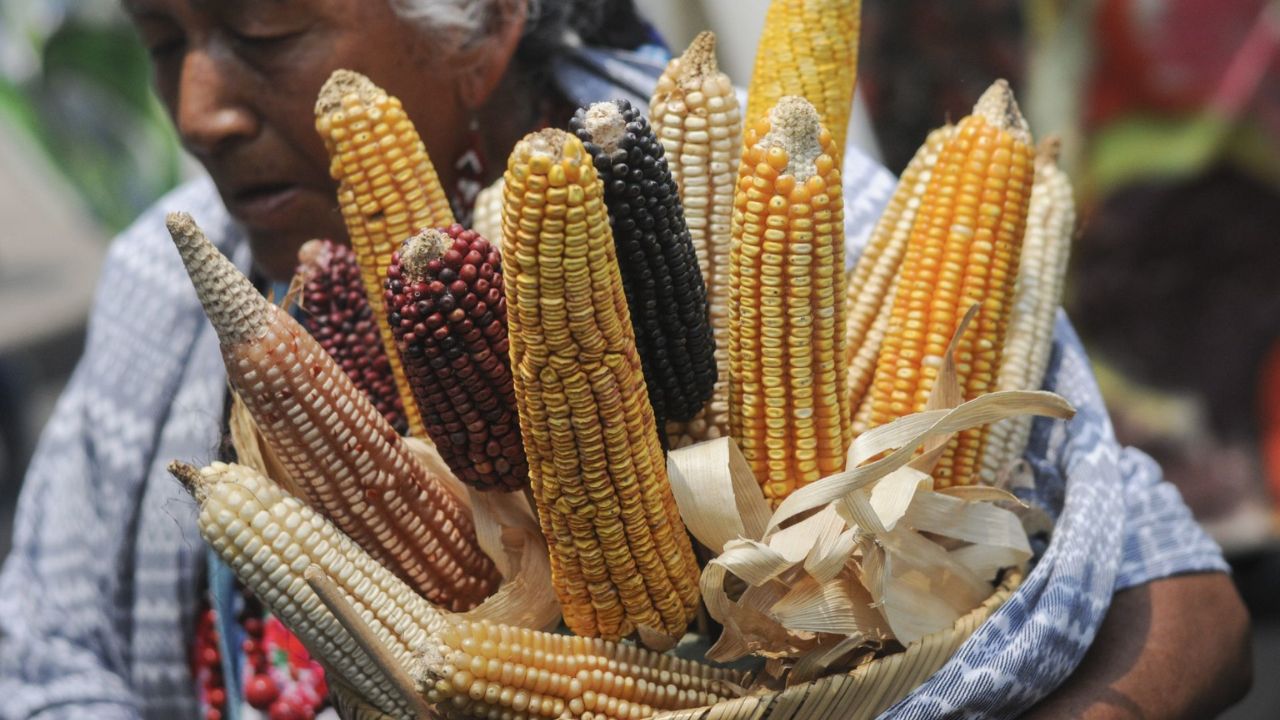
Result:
[389, 0, 603, 58]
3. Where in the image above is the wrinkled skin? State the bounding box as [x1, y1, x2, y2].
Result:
[125, 0, 523, 280]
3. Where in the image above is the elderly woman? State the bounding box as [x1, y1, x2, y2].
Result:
[0, 1, 1251, 719]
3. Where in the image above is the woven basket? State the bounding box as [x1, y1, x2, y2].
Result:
[330, 570, 1022, 720]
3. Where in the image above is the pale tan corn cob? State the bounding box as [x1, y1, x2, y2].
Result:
[170, 460, 443, 717]
[501, 129, 701, 640]
[165, 212, 499, 611]
[980, 140, 1075, 484]
[866, 81, 1035, 487]
[419, 617, 747, 720]
[472, 177, 506, 252]
[745, 0, 862, 154]
[844, 124, 954, 429]
[729, 97, 850, 503]
[650, 31, 744, 448]
[315, 69, 457, 439]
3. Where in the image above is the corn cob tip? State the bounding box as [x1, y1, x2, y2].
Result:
[167, 460, 203, 498]
[581, 101, 628, 152]
[973, 79, 1032, 144]
[315, 68, 379, 116]
[398, 228, 451, 281]
[759, 96, 824, 180]
[677, 31, 719, 82]
[1037, 136, 1063, 166]
[514, 127, 572, 163]
[165, 211, 270, 345]
[296, 238, 330, 270]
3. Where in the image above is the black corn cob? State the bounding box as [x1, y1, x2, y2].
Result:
[297, 239, 408, 435]
[569, 98, 717, 425]
[384, 225, 528, 492]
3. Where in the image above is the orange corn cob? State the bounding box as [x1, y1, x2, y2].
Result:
[166, 212, 499, 611]
[729, 97, 850, 503]
[501, 130, 701, 640]
[315, 69, 457, 439]
[866, 81, 1035, 487]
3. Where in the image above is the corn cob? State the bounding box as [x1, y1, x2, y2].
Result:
[650, 32, 744, 448]
[844, 125, 954, 431]
[297, 239, 409, 435]
[729, 97, 850, 503]
[169, 460, 442, 717]
[745, 0, 862, 155]
[166, 212, 499, 611]
[419, 617, 747, 720]
[385, 225, 528, 492]
[980, 140, 1074, 484]
[316, 69, 457, 439]
[472, 177, 505, 251]
[568, 99, 717, 427]
[866, 81, 1035, 487]
[501, 129, 701, 639]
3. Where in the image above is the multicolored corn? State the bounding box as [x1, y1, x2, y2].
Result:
[745, 0, 862, 154]
[501, 129, 701, 640]
[315, 69, 457, 439]
[170, 460, 442, 717]
[866, 81, 1035, 487]
[569, 99, 717, 427]
[385, 225, 528, 492]
[419, 617, 747, 719]
[297, 239, 408, 435]
[729, 97, 850, 503]
[166, 212, 499, 611]
[650, 31, 744, 447]
[844, 125, 954, 434]
[980, 139, 1074, 484]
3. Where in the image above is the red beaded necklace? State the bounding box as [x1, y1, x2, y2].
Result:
[192, 589, 330, 720]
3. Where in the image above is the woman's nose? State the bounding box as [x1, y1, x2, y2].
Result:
[175, 48, 257, 158]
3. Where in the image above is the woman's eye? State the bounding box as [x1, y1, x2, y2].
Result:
[145, 35, 186, 60]
[230, 28, 306, 51]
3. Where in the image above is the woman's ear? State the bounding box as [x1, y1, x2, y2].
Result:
[456, 0, 528, 111]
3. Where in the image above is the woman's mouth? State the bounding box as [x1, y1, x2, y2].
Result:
[229, 183, 303, 226]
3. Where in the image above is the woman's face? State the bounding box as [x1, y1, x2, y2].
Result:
[126, 0, 470, 280]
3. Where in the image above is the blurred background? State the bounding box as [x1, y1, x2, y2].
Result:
[0, 0, 1276, 714]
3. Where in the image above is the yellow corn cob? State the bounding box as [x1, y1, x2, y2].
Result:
[315, 69, 457, 439]
[980, 139, 1074, 484]
[844, 124, 954, 428]
[166, 212, 500, 611]
[650, 31, 744, 448]
[851, 282, 894, 437]
[866, 81, 1035, 487]
[501, 129, 701, 640]
[472, 177, 506, 251]
[745, 0, 862, 154]
[729, 97, 849, 503]
[169, 461, 442, 717]
[419, 617, 747, 720]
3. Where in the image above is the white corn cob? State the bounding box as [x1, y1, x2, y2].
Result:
[170, 461, 443, 717]
[650, 31, 744, 448]
[980, 140, 1075, 484]
[471, 177, 506, 253]
[419, 617, 747, 720]
[844, 124, 954, 433]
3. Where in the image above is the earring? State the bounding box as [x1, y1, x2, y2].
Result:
[451, 115, 487, 227]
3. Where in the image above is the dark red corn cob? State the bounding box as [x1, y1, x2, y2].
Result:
[385, 225, 528, 492]
[297, 240, 408, 435]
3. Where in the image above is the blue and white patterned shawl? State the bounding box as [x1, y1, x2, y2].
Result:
[0, 46, 1225, 720]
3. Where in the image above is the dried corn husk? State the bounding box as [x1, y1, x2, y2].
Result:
[668, 309, 1073, 665]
